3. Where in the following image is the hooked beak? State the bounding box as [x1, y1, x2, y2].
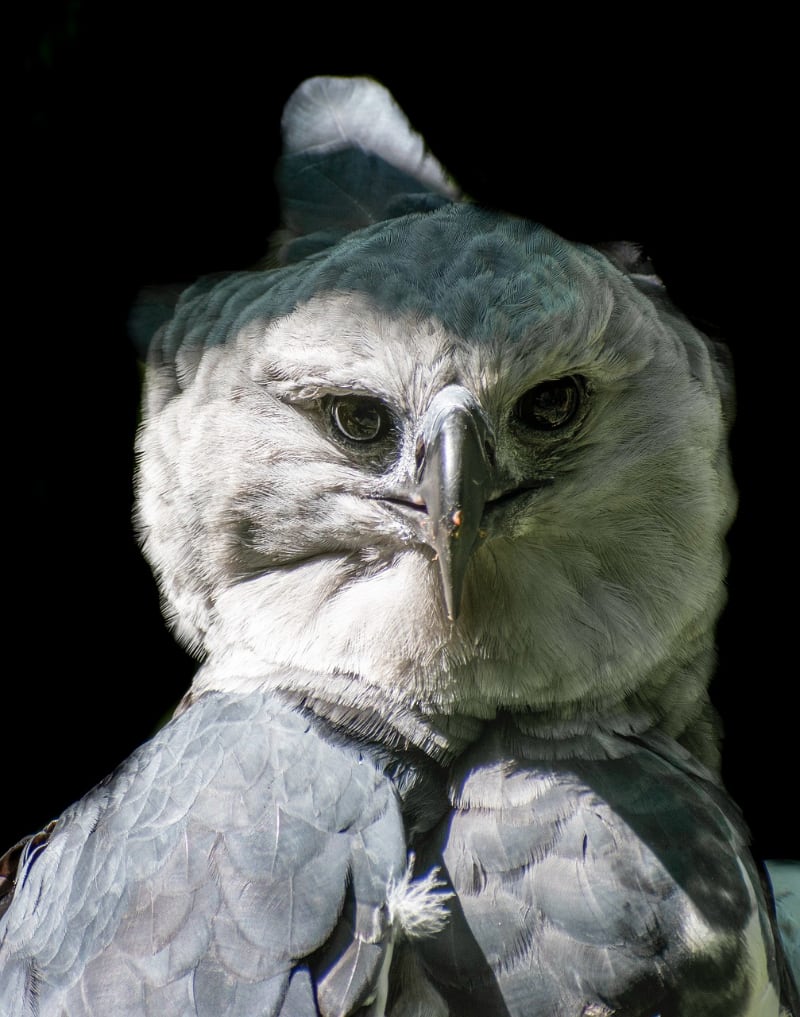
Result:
[415, 386, 495, 621]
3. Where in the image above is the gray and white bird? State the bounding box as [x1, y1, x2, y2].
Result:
[1, 76, 797, 1016]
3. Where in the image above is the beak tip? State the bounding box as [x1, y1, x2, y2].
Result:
[437, 552, 464, 623]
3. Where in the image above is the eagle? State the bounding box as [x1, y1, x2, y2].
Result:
[2, 75, 796, 1017]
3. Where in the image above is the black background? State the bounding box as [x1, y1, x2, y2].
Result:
[12, 5, 791, 861]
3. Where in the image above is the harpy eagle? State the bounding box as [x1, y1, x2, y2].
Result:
[1, 75, 797, 1017]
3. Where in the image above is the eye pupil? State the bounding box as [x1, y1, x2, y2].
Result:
[331, 397, 390, 442]
[514, 377, 581, 430]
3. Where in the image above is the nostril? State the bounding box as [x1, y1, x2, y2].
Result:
[415, 435, 426, 475]
[484, 439, 496, 468]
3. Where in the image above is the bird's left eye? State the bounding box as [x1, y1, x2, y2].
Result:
[330, 396, 393, 443]
[513, 376, 584, 431]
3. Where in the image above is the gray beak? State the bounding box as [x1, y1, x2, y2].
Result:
[416, 386, 495, 621]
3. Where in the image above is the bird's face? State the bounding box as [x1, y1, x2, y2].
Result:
[137, 206, 735, 725]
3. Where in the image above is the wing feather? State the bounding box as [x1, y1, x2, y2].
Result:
[0, 691, 407, 1017]
[413, 724, 782, 1016]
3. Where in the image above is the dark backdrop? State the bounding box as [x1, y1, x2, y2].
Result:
[12, 5, 790, 862]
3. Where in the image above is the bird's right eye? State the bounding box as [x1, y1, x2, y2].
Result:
[330, 396, 393, 443]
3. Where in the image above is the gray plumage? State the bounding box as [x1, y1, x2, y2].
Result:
[1, 75, 796, 1016]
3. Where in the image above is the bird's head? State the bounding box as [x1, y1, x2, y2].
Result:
[134, 79, 735, 754]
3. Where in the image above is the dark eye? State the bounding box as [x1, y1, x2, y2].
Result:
[330, 396, 393, 443]
[514, 376, 583, 431]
